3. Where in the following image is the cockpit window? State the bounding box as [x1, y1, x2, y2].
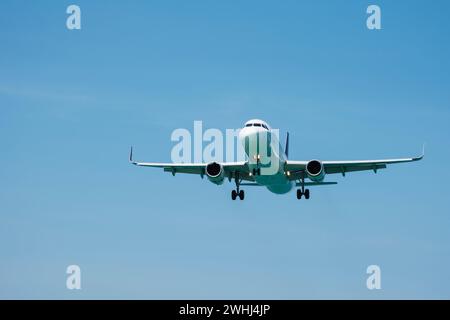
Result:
[245, 123, 268, 129]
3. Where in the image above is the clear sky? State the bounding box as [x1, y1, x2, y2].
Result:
[1, 0, 449, 299]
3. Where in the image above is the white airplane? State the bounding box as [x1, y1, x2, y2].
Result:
[130, 119, 424, 200]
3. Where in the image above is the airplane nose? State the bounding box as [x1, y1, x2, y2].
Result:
[239, 127, 260, 143]
[241, 127, 266, 138]
[238, 127, 251, 139]
[239, 127, 271, 156]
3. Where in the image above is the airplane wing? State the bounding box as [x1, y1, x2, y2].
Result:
[285, 146, 424, 177]
[129, 147, 252, 180]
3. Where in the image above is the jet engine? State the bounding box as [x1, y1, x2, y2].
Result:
[205, 162, 225, 185]
[306, 160, 325, 182]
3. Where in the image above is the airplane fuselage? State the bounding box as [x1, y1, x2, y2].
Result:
[238, 119, 294, 194]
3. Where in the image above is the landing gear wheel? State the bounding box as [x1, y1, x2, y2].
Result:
[239, 190, 245, 200]
[252, 168, 261, 176]
[305, 189, 310, 200]
[296, 189, 302, 199]
[231, 190, 237, 200]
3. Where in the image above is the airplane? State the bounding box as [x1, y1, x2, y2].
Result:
[129, 119, 424, 200]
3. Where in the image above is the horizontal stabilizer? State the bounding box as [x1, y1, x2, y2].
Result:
[240, 182, 338, 187]
[295, 181, 338, 187]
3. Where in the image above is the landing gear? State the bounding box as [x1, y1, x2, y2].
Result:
[231, 188, 245, 200]
[231, 172, 245, 200]
[251, 154, 262, 176]
[296, 172, 310, 200]
[296, 189, 310, 199]
[252, 168, 261, 176]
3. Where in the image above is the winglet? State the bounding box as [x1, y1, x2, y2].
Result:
[413, 143, 425, 161]
[129, 146, 136, 165]
[285, 132, 289, 159]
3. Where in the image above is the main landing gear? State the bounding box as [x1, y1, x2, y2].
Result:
[296, 188, 310, 200]
[296, 173, 310, 200]
[231, 189, 244, 200]
[231, 172, 245, 200]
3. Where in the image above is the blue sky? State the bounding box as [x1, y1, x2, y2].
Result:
[1, 0, 450, 299]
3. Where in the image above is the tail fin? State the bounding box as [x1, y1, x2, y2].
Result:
[285, 132, 289, 158]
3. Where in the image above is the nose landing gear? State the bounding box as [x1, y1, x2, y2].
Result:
[252, 168, 261, 176]
[251, 154, 262, 176]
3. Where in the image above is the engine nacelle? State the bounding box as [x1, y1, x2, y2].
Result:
[306, 160, 325, 182]
[205, 162, 225, 185]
